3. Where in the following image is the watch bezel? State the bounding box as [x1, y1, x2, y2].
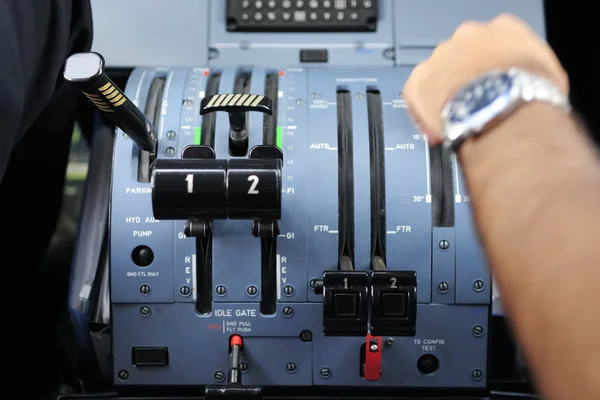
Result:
[441, 68, 524, 148]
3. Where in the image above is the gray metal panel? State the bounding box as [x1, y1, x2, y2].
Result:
[110, 68, 176, 304]
[453, 156, 491, 304]
[278, 69, 310, 303]
[90, 0, 209, 67]
[431, 227, 456, 304]
[394, 0, 546, 65]
[379, 68, 432, 303]
[208, 1, 395, 67]
[112, 303, 488, 387]
[174, 68, 209, 303]
[306, 68, 340, 299]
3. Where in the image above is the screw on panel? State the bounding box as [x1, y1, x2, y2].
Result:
[283, 286, 294, 296]
[166, 130, 177, 139]
[311, 93, 320, 99]
[437, 282, 449, 293]
[140, 285, 151, 295]
[370, 343, 378, 352]
[355, 92, 364, 99]
[296, 98, 304, 105]
[247, 286, 258, 297]
[471, 369, 483, 381]
[216, 285, 227, 296]
[118, 370, 129, 381]
[300, 330, 312, 342]
[320, 367, 331, 379]
[208, 47, 219, 61]
[472, 325, 484, 337]
[180, 286, 191, 296]
[385, 338, 394, 347]
[473, 280, 485, 292]
[439, 240, 450, 250]
[309, 279, 317, 289]
[282, 306, 294, 317]
[140, 306, 151, 317]
[164, 147, 176, 156]
[214, 371, 225, 382]
[239, 41, 250, 50]
[383, 48, 395, 60]
[239, 362, 249, 373]
[286, 362, 297, 373]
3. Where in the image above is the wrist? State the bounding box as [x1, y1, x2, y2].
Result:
[457, 102, 596, 208]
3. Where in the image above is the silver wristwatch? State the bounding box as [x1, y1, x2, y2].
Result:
[441, 67, 570, 150]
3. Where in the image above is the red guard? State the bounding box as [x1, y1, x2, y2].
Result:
[364, 334, 382, 381]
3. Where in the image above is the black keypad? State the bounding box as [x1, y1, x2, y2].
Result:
[227, 0, 377, 32]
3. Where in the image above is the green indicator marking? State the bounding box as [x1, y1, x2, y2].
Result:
[194, 126, 201, 145]
[276, 126, 283, 150]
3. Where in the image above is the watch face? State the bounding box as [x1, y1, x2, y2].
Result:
[447, 72, 513, 123]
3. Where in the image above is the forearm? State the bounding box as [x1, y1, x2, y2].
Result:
[459, 103, 600, 399]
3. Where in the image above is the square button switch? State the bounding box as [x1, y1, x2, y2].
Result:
[370, 271, 417, 337]
[333, 293, 358, 317]
[381, 292, 407, 317]
[321, 271, 369, 336]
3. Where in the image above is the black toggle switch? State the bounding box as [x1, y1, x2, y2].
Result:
[132, 347, 169, 366]
[63, 52, 157, 153]
[151, 157, 282, 221]
[320, 271, 369, 336]
[200, 93, 273, 156]
[370, 271, 417, 337]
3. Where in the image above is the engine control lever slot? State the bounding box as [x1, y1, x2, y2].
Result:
[181, 146, 216, 314]
[367, 89, 387, 271]
[63, 52, 157, 153]
[200, 93, 274, 156]
[336, 89, 355, 271]
[249, 145, 283, 315]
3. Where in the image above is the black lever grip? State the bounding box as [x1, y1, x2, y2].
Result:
[63, 52, 157, 152]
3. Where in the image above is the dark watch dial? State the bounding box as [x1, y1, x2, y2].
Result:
[447, 72, 513, 123]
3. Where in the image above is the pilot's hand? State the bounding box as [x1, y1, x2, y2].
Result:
[403, 14, 569, 145]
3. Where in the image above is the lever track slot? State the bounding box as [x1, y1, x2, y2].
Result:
[229, 70, 253, 156]
[366, 89, 386, 271]
[440, 147, 455, 227]
[259, 71, 280, 315]
[195, 233, 213, 314]
[200, 72, 222, 148]
[263, 71, 279, 146]
[137, 76, 165, 182]
[260, 235, 277, 315]
[194, 73, 222, 314]
[336, 89, 355, 271]
[429, 146, 443, 227]
[430, 145, 455, 227]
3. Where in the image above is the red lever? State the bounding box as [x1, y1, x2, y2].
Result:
[230, 334, 243, 348]
[364, 334, 382, 381]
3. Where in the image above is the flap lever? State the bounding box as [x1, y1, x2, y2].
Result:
[200, 94, 273, 155]
[63, 52, 157, 153]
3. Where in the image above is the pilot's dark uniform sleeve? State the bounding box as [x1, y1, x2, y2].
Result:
[0, 1, 92, 393]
